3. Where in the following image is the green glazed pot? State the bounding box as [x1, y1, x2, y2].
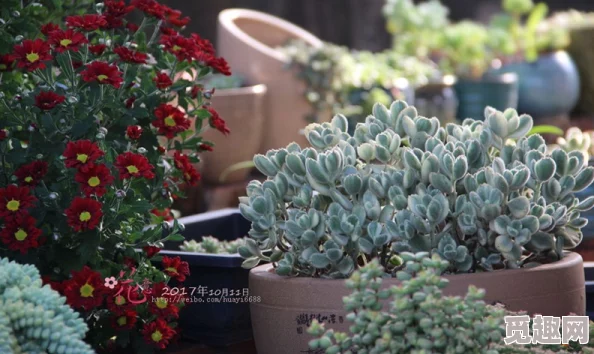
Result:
[453, 73, 519, 120]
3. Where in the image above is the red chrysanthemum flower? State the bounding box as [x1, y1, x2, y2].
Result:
[0, 54, 15, 72]
[81, 61, 123, 88]
[104, 0, 134, 28]
[190, 85, 202, 99]
[207, 107, 230, 135]
[208, 56, 232, 76]
[65, 197, 103, 232]
[34, 90, 65, 110]
[107, 284, 140, 314]
[159, 34, 196, 62]
[66, 14, 107, 32]
[89, 44, 107, 56]
[162, 256, 190, 282]
[152, 104, 190, 139]
[111, 310, 138, 330]
[48, 29, 88, 53]
[63, 266, 106, 310]
[0, 129, 7, 140]
[12, 39, 52, 71]
[191, 34, 215, 55]
[199, 143, 214, 152]
[160, 26, 178, 36]
[133, 0, 166, 19]
[74, 163, 114, 197]
[143, 245, 161, 258]
[114, 46, 147, 64]
[0, 185, 37, 219]
[125, 96, 136, 108]
[63, 140, 104, 172]
[173, 152, 200, 186]
[142, 318, 176, 349]
[150, 208, 173, 222]
[72, 60, 83, 69]
[41, 23, 60, 36]
[0, 213, 42, 254]
[148, 282, 180, 319]
[153, 72, 172, 90]
[115, 152, 155, 180]
[157, 146, 166, 154]
[41, 275, 64, 293]
[126, 22, 139, 32]
[14, 160, 48, 187]
[165, 8, 190, 28]
[126, 125, 143, 140]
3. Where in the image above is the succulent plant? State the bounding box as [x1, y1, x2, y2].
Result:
[307, 253, 507, 353]
[0, 257, 94, 354]
[180, 236, 246, 254]
[308, 253, 594, 354]
[238, 100, 594, 278]
[552, 127, 593, 163]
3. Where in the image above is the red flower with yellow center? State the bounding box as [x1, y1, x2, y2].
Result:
[173, 152, 201, 186]
[162, 256, 190, 282]
[107, 284, 141, 314]
[0, 213, 42, 254]
[152, 104, 190, 138]
[63, 266, 106, 310]
[63, 140, 104, 172]
[148, 282, 180, 319]
[48, 29, 88, 53]
[0, 185, 37, 219]
[0, 54, 15, 72]
[12, 39, 52, 71]
[81, 61, 123, 88]
[159, 34, 196, 62]
[115, 152, 155, 180]
[65, 197, 103, 232]
[75, 163, 114, 197]
[114, 46, 148, 64]
[207, 107, 230, 135]
[65, 14, 108, 32]
[142, 318, 176, 349]
[89, 44, 107, 56]
[126, 125, 143, 140]
[34, 90, 66, 110]
[111, 310, 138, 330]
[14, 160, 48, 187]
[153, 72, 173, 90]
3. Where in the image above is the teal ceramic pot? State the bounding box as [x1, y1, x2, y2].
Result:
[453, 73, 519, 120]
[497, 51, 580, 119]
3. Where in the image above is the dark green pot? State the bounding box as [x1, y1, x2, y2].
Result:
[453, 73, 519, 120]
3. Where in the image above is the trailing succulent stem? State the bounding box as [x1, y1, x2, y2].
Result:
[239, 100, 594, 278]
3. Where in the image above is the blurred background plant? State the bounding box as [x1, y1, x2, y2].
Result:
[180, 236, 247, 254]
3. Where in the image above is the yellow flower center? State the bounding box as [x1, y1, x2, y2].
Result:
[126, 165, 139, 174]
[88, 176, 100, 187]
[79, 211, 91, 222]
[76, 153, 89, 163]
[14, 229, 28, 241]
[6, 200, 20, 211]
[0, 64, 6, 70]
[97, 74, 108, 81]
[115, 295, 127, 306]
[156, 297, 168, 309]
[80, 283, 94, 298]
[151, 330, 163, 343]
[26, 52, 39, 63]
[24, 176, 33, 183]
[60, 39, 73, 47]
[164, 116, 176, 127]
[165, 267, 178, 274]
[172, 45, 181, 52]
[117, 316, 127, 326]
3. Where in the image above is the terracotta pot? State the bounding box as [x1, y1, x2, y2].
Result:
[249, 252, 585, 354]
[217, 9, 328, 153]
[199, 84, 267, 184]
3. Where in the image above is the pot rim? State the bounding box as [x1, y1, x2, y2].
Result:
[250, 251, 582, 284]
[458, 72, 518, 84]
[212, 84, 267, 97]
[218, 8, 323, 63]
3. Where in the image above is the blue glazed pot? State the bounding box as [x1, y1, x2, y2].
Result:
[453, 73, 519, 120]
[496, 51, 580, 119]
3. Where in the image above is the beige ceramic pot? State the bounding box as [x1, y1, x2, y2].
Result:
[217, 9, 327, 153]
[249, 252, 585, 354]
[199, 84, 267, 184]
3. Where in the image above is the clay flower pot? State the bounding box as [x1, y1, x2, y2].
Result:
[200, 84, 267, 184]
[249, 252, 585, 354]
[217, 9, 327, 153]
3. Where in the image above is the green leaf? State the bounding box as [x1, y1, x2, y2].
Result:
[167, 234, 185, 242]
[527, 125, 564, 136]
